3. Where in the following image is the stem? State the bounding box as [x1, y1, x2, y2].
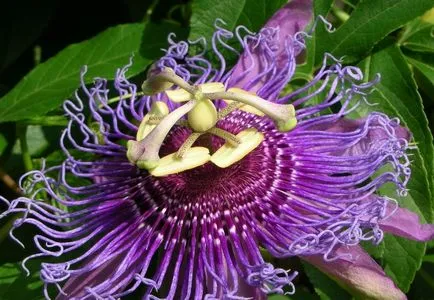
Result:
[423, 255, 434, 264]
[331, 6, 350, 23]
[362, 56, 371, 84]
[104, 91, 145, 107]
[0, 216, 20, 245]
[20, 116, 68, 126]
[33, 45, 41, 66]
[419, 268, 434, 290]
[143, 0, 159, 22]
[0, 168, 21, 194]
[17, 125, 33, 171]
[341, 0, 356, 9]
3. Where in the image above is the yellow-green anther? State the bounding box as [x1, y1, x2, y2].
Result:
[141, 68, 174, 95]
[126, 140, 138, 164]
[211, 128, 264, 168]
[141, 67, 195, 95]
[166, 82, 225, 103]
[176, 132, 203, 158]
[207, 91, 296, 131]
[136, 159, 159, 170]
[276, 117, 298, 132]
[128, 100, 197, 169]
[136, 101, 169, 141]
[187, 99, 218, 132]
[207, 127, 241, 147]
[150, 147, 211, 177]
[166, 88, 192, 103]
[151, 101, 170, 115]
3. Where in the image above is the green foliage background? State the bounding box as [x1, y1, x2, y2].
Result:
[0, 0, 434, 299]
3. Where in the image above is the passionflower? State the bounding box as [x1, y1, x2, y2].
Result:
[2, 1, 434, 299]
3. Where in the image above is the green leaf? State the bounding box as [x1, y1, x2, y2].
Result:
[382, 235, 426, 292]
[315, 0, 434, 64]
[0, 262, 43, 300]
[353, 46, 434, 291]
[269, 295, 290, 300]
[408, 263, 434, 298]
[302, 262, 351, 300]
[362, 46, 433, 220]
[401, 24, 434, 53]
[270, 289, 319, 300]
[294, 0, 333, 78]
[237, 0, 287, 32]
[189, 0, 286, 41]
[404, 51, 434, 104]
[405, 51, 434, 85]
[189, 0, 246, 41]
[424, 254, 434, 263]
[11, 126, 48, 157]
[0, 22, 182, 123]
[0, 133, 6, 156]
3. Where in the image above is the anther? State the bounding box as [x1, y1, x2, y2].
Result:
[141, 67, 195, 95]
[207, 91, 297, 132]
[150, 147, 211, 177]
[136, 101, 169, 141]
[211, 128, 264, 168]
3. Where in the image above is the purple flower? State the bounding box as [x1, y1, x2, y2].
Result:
[2, 1, 434, 299]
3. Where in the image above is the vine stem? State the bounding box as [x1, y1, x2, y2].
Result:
[17, 124, 33, 172]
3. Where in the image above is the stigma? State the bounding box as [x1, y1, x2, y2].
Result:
[127, 68, 297, 176]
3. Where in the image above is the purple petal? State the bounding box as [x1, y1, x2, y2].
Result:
[228, 0, 312, 91]
[303, 246, 406, 300]
[56, 253, 132, 299]
[380, 205, 434, 241]
[305, 115, 411, 156]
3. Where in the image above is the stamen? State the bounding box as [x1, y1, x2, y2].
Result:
[166, 82, 225, 103]
[176, 132, 203, 158]
[150, 147, 211, 177]
[127, 100, 197, 169]
[131, 68, 295, 174]
[211, 128, 264, 168]
[208, 127, 241, 147]
[141, 67, 195, 95]
[207, 91, 297, 132]
[223, 88, 265, 116]
[136, 101, 169, 141]
[217, 101, 243, 119]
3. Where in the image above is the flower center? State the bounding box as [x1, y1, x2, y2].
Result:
[143, 113, 281, 210]
[127, 67, 298, 177]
